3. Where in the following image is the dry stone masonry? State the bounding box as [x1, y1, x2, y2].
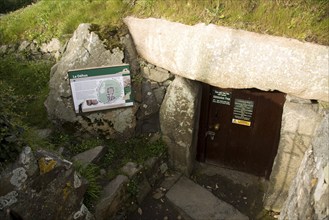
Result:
[0, 38, 62, 60]
[264, 95, 323, 211]
[124, 16, 329, 216]
[279, 112, 329, 220]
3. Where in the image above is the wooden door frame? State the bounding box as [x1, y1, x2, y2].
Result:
[196, 83, 285, 179]
[196, 83, 211, 162]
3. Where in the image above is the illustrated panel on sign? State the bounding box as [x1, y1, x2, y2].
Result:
[68, 64, 133, 113]
[212, 90, 231, 105]
[232, 99, 254, 126]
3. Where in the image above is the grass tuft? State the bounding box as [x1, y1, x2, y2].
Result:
[74, 163, 101, 211]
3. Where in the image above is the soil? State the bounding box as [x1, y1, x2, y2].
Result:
[127, 194, 184, 220]
[127, 164, 279, 220]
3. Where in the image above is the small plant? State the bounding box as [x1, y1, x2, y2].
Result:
[74, 163, 101, 210]
[70, 138, 104, 156]
[103, 147, 116, 165]
[126, 178, 139, 198]
[147, 139, 166, 157]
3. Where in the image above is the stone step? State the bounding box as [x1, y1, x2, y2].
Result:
[166, 176, 249, 220]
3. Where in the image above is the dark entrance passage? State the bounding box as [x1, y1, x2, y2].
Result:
[197, 85, 286, 178]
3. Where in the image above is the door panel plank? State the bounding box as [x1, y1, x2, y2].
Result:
[197, 86, 285, 178]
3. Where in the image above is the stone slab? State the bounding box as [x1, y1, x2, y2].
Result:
[120, 162, 142, 178]
[95, 175, 129, 220]
[124, 17, 329, 102]
[166, 176, 248, 220]
[159, 171, 182, 191]
[72, 146, 107, 167]
[160, 76, 201, 174]
[264, 99, 322, 211]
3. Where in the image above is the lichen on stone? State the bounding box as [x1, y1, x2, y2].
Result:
[0, 191, 18, 210]
[73, 203, 91, 220]
[73, 171, 82, 188]
[63, 181, 72, 200]
[38, 157, 57, 174]
[10, 167, 27, 188]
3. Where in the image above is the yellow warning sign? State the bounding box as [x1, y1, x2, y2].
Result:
[232, 119, 251, 126]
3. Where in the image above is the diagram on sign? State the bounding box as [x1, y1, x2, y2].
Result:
[97, 78, 123, 104]
[68, 65, 133, 113]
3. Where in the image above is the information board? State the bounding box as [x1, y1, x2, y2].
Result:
[212, 90, 231, 105]
[68, 64, 133, 113]
[232, 99, 254, 126]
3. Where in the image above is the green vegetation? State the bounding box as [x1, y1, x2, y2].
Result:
[0, 56, 54, 127]
[131, 0, 329, 45]
[0, 0, 328, 45]
[0, 56, 53, 167]
[102, 137, 166, 169]
[45, 130, 165, 209]
[0, 0, 327, 213]
[74, 163, 102, 210]
[0, 81, 23, 166]
[0, 0, 127, 44]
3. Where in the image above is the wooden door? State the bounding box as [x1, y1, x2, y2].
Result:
[197, 85, 285, 178]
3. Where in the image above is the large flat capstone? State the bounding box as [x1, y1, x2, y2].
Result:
[124, 17, 329, 102]
[166, 176, 248, 220]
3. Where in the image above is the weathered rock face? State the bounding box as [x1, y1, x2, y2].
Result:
[95, 175, 129, 220]
[124, 17, 329, 102]
[40, 38, 62, 60]
[72, 146, 107, 167]
[160, 76, 201, 174]
[279, 112, 329, 220]
[45, 23, 137, 138]
[0, 147, 92, 220]
[141, 65, 172, 83]
[264, 96, 323, 211]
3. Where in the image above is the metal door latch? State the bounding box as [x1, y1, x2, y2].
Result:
[206, 131, 216, 140]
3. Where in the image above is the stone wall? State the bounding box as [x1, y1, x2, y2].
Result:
[44, 24, 172, 139]
[135, 61, 173, 134]
[264, 96, 323, 211]
[0, 38, 62, 60]
[279, 111, 328, 220]
[124, 17, 329, 214]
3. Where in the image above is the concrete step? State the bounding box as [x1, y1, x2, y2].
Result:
[166, 176, 249, 220]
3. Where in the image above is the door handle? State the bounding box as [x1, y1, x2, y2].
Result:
[206, 131, 216, 140]
[214, 123, 220, 131]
